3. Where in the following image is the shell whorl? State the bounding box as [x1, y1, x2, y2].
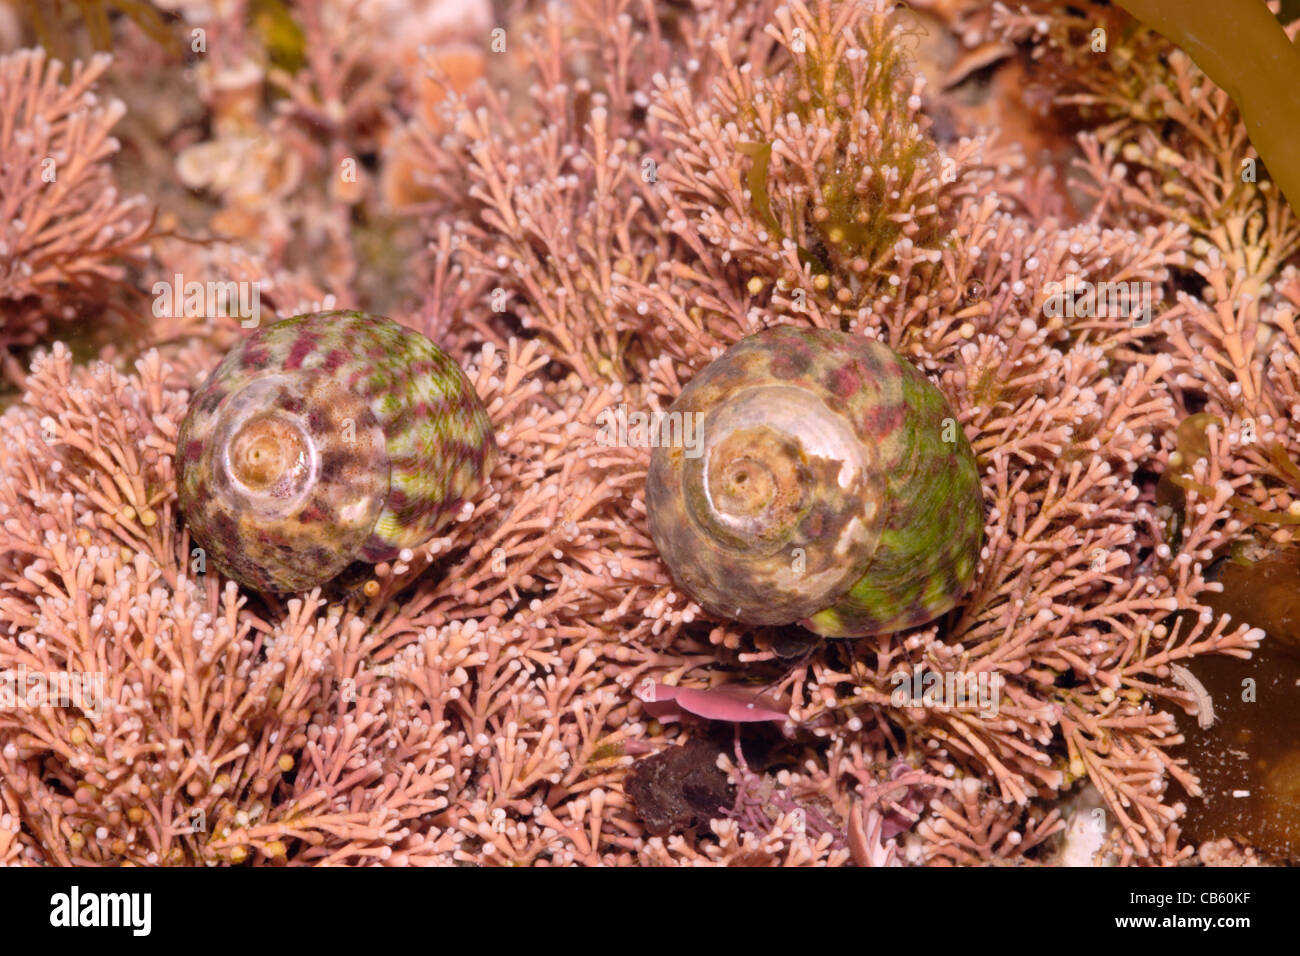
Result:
[177, 310, 496, 593]
[646, 325, 983, 638]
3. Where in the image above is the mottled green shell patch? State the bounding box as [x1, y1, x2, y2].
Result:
[804, 361, 982, 636]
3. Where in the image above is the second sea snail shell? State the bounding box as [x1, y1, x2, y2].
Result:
[646, 325, 983, 637]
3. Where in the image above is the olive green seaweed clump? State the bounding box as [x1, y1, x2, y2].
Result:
[651, 1, 980, 337]
[739, 9, 951, 281]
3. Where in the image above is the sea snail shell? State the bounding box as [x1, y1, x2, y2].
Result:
[646, 325, 982, 637]
[176, 310, 496, 593]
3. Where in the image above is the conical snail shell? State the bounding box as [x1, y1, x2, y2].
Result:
[177, 310, 496, 593]
[646, 325, 982, 637]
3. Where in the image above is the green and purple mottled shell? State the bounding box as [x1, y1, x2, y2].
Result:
[177, 310, 496, 593]
[646, 325, 982, 637]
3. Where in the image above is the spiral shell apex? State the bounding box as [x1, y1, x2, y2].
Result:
[646, 325, 983, 638]
[176, 310, 496, 593]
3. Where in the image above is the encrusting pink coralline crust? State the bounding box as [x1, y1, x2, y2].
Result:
[0, 0, 1296, 865]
